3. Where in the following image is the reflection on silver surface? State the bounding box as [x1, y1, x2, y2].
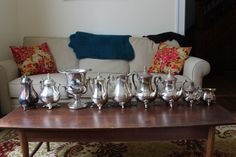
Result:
[202, 88, 216, 106]
[132, 66, 159, 108]
[19, 75, 38, 110]
[110, 74, 133, 109]
[60, 69, 91, 109]
[159, 71, 183, 108]
[39, 74, 61, 109]
[89, 73, 110, 110]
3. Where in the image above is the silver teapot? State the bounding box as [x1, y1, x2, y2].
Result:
[110, 73, 133, 109]
[132, 66, 159, 109]
[89, 73, 110, 110]
[60, 68, 91, 109]
[159, 71, 183, 108]
[19, 75, 39, 110]
[183, 81, 202, 107]
[39, 74, 61, 109]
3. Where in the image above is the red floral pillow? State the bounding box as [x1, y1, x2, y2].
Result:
[10, 43, 57, 75]
[148, 43, 191, 74]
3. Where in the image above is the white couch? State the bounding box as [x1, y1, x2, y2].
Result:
[0, 36, 210, 114]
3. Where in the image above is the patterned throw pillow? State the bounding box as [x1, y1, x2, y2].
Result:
[148, 43, 191, 74]
[10, 43, 57, 75]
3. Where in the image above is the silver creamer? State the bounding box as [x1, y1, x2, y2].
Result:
[39, 74, 60, 109]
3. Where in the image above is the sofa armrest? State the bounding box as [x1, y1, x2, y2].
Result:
[183, 56, 210, 87]
[0, 59, 19, 114]
[0, 59, 19, 81]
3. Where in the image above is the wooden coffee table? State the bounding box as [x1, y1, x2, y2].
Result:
[0, 99, 235, 157]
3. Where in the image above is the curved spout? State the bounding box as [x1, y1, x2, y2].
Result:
[176, 87, 183, 97]
[88, 77, 93, 92]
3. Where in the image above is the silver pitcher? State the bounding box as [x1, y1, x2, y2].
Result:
[132, 66, 159, 109]
[60, 68, 91, 109]
[19, 75, 39, 110]
[39, 74, 61, 109]
[89, 73, 110, 110]
[159, 71, 183, 108]
[110, 73, 133, 109]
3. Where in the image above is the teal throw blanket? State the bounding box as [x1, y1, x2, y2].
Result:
[69, 32, 134, 61]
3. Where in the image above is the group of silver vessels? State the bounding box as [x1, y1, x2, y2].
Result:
[19, 67, 216, 110]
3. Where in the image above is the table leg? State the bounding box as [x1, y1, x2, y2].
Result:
[206, 126, 215, 157]
[46, 142, 50, 151]
[18, 130, 29, 157]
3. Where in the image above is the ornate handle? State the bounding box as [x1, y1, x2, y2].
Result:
[132, 73, 138, 90]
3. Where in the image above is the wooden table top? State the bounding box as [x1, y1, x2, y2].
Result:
[0, 99, 235, 130]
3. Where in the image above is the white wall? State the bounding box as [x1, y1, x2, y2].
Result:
[17, 0, 179, 39]
[0, 0, 19, 61]
[0, 0, 183, 60]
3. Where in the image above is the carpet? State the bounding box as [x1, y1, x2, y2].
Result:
[0, 125, 236, 157]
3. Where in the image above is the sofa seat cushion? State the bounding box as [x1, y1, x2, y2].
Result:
[79, 59, 130, 73]
[9, 73, 68, 99]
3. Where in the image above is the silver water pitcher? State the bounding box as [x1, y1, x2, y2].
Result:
[159, 71, 183, 108]
[132, 66, 159, 109]
[89, 73, 110, 110]
[19, 75, 39, 110]
[110, 73, 133, 109]
[39, 74, 61, 109]
[60, 69, 90, 109]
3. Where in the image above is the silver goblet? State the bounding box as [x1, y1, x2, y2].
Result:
[60, 69, 91, 109]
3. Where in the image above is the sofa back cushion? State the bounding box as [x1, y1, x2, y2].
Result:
[129, 37, 159, 72]
[129, 37, 180, 72]
[23, 37, 79, 71]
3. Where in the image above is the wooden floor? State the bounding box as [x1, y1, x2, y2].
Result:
[203, 73, 236, 117]
[186, 1, 236, 116]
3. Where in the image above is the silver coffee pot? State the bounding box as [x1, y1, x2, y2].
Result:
[159, 71, 183, 108]
[60, 68, 91, 109]
[89, 73, 110, 110]
[110, 73, 133, 109]
[132, 66, 159, 109]
[19, 75, 39, 110]
[39, 74, 61, 109]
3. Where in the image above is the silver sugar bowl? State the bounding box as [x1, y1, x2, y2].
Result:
[89, 73, 110, 110]
[202, 88, 216, 106]
[39, 74, 61, 109]
[183, 81, 202, 107]
[60, 69, 91, 109]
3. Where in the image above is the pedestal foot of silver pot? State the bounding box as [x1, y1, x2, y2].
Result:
[68, 101, 87, 110]
[68, 95, 87, 109]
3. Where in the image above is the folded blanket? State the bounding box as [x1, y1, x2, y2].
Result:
[69, 32, 134, 61]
